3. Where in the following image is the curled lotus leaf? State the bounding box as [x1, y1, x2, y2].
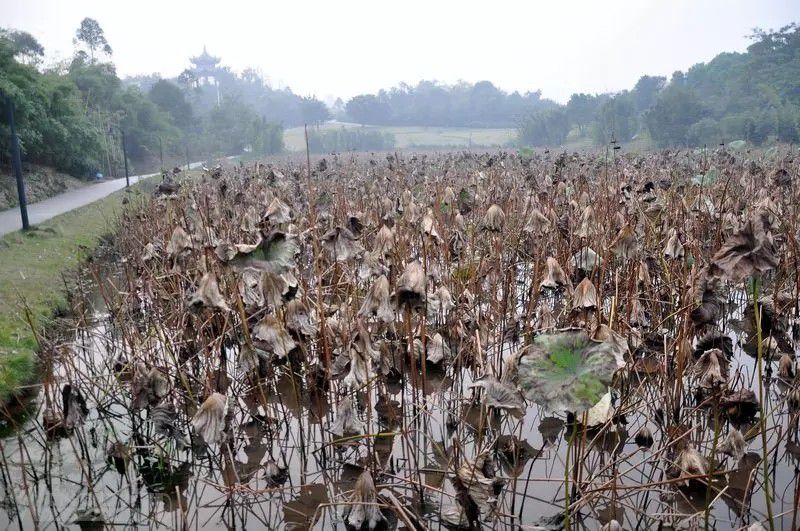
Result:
[229, 231, 298, 273]
[709, 216, 778, 283]
[517, 329, 624, 414]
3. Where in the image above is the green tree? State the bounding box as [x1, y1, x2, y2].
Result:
[0, 29, 44, 65]
[593, 95, 637, 144]
[299, 96, 330, 126]
[74, 18, 112, 62]
[518, 108, 570, 146]
[645, 85, 708, 147]
[149, 79, 193, 128]
[631, 75, 666, 113]
[566, 93, 606, 134]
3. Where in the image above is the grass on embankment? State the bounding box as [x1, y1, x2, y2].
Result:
[0, 176, 161, 402]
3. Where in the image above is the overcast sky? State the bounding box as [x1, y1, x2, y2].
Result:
[2, 0, 797, 104]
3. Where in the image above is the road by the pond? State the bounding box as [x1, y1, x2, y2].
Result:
[0, 162, 209, 237]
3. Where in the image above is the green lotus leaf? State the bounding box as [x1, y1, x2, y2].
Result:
[517, 330, 624, 414]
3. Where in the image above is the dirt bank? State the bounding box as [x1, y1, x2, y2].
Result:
[0, 164, 86, 210]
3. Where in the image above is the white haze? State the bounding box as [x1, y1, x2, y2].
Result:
[2, 0, 797, 103]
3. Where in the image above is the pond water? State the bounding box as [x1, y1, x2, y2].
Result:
[1, 269, 798, 531]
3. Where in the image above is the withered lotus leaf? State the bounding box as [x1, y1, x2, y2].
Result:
[710, 215, 778, 282]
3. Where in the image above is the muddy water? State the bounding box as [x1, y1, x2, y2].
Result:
[0, 288, 799, 530]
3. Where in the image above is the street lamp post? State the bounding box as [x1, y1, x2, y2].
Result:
[121, 130, 130, 187]
[3, 92, 29, 230]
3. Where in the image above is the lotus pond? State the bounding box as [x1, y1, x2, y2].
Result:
[0, 150, 798, 530]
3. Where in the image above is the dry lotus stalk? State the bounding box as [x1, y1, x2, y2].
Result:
[191, 393, 227, 443]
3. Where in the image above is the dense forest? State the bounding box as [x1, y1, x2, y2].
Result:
[343, 24, 800, 149]
[0, 19, 289, 177]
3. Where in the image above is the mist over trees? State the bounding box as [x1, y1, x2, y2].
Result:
[516, 24, 800, 148]
[338, 24, 799, 149]
[343, 80, 557, 127]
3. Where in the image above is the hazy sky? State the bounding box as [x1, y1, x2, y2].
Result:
[2, 0, 797, 103]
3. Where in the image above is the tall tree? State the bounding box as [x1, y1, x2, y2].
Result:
[631, 75, 666, 113]
[74, 18, 112, 62]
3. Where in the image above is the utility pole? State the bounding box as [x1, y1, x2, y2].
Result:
[3, 92, 29, 230]
[121, 130, 130, 187]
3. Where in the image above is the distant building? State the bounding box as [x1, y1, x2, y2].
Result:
[189, 46, 221, 87]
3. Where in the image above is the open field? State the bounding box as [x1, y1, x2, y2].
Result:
[284, 122, 517, 151]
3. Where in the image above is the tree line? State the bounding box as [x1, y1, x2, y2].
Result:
[0, 18, 288, 178]
[339, 24, 799, 149]
[342, 80, 557, 128]
[518, 24, 800, 148]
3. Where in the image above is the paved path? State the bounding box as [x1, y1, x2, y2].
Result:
[0, 162, 207, 237]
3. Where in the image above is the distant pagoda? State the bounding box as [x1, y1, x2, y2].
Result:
[189, 46, 221, 87]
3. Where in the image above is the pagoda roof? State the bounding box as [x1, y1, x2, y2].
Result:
[190, 46, 221, 67]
